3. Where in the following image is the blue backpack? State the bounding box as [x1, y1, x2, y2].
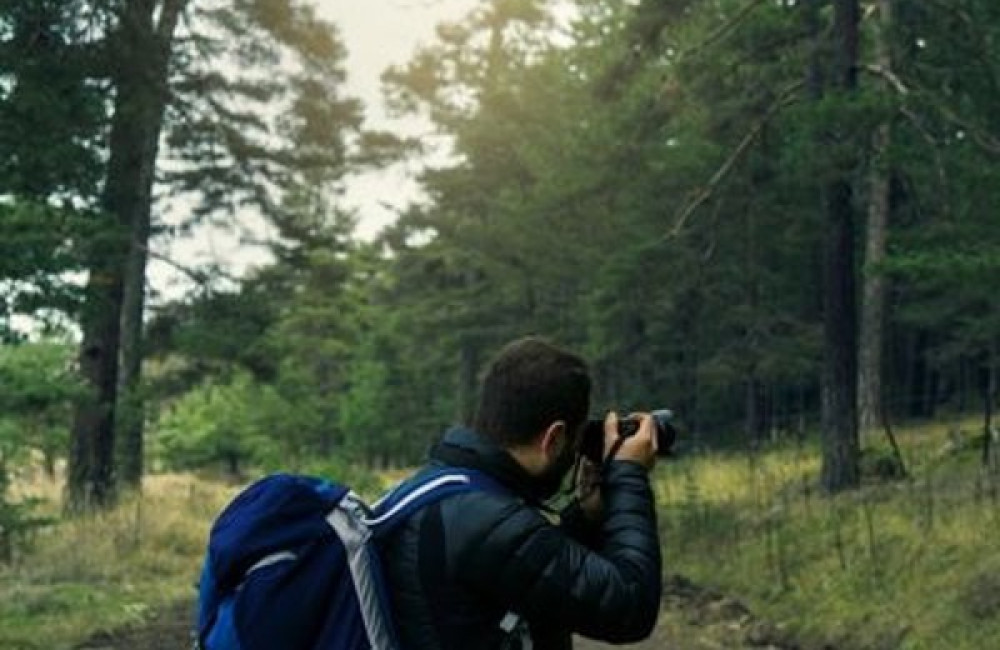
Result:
[195, 467, 500, 650]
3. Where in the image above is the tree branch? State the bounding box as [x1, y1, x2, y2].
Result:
[156, 0, 190, 42]
[863, 63, 909, 95]
[864, 64, 1000, 155]
[663, 81, 805, 239]
[899, 106, 950, 200]
[142, 243, 240, 286]
[679, 0, 769, 61]
[599, 0, 770, 100]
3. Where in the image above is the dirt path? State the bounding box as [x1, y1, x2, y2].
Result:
[73, 600, 195, 650]
[575, 575, 801, 650]
[73, 575, 806, 650]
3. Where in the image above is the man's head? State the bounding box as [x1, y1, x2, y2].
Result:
[472, 337, 591, 495]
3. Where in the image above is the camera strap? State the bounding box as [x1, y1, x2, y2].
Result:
[602, 436, 628, 472]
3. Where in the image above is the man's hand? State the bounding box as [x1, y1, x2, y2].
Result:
[604, 411, 658, 472]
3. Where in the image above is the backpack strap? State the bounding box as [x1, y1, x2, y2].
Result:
[367, 467, 505, 539]
[375, 467, 532, 648]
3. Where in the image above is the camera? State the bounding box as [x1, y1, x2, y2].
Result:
[578, 409, 677, 464]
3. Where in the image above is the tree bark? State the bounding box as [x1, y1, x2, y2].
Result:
[117, 191, 152, 489]
[67, 0, 186, 511]
[905, 329, 930, 417]
[819, 0, 862, 493]
[68, 210, 127, 512]
[743, 183, 767, 446]
[821, 178, 861, 492]
[858, 0, 892, 443]
[745, 376, 768, 446]
[983, 343, 997, 468]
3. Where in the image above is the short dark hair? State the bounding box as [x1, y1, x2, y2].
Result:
[472, 337, 591, 447]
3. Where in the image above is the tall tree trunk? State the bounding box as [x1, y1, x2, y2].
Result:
[745, 376, 767, 446]
[118, 0, 186, 490]
[905, 329, 930, 417]
[117, 201, 151, 490]
[68, 230, 126, 512]
[743, 188, 767, 446]
[819, 0, 862, 493]
[858, 0, 892, 443]
[983, 343, 997, 468]
[67, 0, 186, 511]
[958, 355, 970, 413]
[678, 286, 703, 444]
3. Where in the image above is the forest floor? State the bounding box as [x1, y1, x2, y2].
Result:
[576, 574, 819, 650]
[72, 574, 821, 650]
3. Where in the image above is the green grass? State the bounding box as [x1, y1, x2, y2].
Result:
[657, 418, 1000, 649]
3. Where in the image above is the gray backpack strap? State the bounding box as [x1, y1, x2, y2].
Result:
[499, 611, 533, 650]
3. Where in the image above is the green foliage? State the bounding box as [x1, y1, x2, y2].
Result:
[3, 0, 996, 496]
[0, 342, 76, 560]
[0, 465, 51, 564]
[0, 342, 80, 466]
[367, 0, 1000, 441]
[0, 1, 110, 336]
[2, 0, 372, 509]
[3, 0, 1000, 644]
[155, 374, 281, 476]
[0, 0, 107, 199]
[148, 0, 1000, 470]
[374, 0, 830, 433]
[336, 354, 395, 461]
[166, 0, 364, 224]
[293, 455, 382, 499]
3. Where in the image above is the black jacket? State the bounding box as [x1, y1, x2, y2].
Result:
[380, 427, 662, 650]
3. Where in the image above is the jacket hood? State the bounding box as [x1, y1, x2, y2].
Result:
[429, 426, 556, 506]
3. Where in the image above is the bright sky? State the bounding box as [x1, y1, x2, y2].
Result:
[318, 0, 479, 237]
[319, 0, 478, 123]
[149, 0, 479, 300]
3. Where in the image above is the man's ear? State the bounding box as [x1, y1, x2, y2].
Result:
[540, 421, 567, 458]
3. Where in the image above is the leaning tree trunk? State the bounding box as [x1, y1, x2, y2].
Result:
[858, 0, 892, 443]
[67, 0, 187, 511]
[818, 0, 862, 493]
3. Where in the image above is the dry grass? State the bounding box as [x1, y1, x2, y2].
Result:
[657, 418, 1000, 650]
[3, 417, 999, 649]
[0, 471, 238, 649]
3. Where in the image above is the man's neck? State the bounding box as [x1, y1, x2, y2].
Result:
[506, 444, 543, 477]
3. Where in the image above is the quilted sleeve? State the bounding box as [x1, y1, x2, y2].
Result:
[446, 461, 662, 643]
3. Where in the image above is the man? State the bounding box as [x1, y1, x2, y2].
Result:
[381, 337, 662, 649]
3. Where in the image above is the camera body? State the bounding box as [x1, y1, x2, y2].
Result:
[578, 409, 677, 464]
